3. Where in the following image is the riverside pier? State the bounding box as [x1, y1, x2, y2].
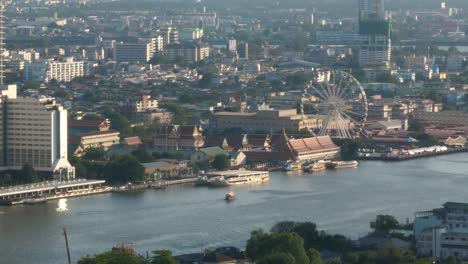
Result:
[0, 179, 109, 205]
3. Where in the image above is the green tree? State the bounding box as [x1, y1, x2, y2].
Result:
[179, 93, 195, 104]
[410, 133, 440, 147]
[77, 251, 145, 264]
[334, 139, 363, 161]
[131, 149, 153, 163]
[258, 252, 296, 264]
[271, 221, 296, 233]
[151, 250, 177, 264]
[408, 120, 425, 133]
[105, 110, 131, 136]
[83, 147, 106, 161]
[307, 248, 323, 264]
[212, 154, 231, 171]
[342, 252, 359, 264]
[23, 81, 41, 90]
[21, 163, 39, 183]
[372, 215, 399, 233]
[246, 230, 309, 264]
[103, 154, 145, 184]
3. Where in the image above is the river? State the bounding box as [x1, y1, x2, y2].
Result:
[1, 153, 467, 264]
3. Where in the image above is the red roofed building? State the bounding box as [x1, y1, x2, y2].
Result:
[153, 125, 205, 151]
[287, 135, 341, 161]
[122, 136, 142, 147]
[244, 131, 340, 163]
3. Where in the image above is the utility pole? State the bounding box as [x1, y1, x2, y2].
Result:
[63, 228, 72, 264]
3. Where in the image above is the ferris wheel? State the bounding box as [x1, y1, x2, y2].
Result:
[301, 70, 368, 139]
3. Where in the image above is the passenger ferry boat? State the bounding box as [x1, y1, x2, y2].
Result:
[204, 170, 270, 187]
[304, 161, 327, 173]
[327, 160, 359, 169]
[283, 161, 304, 171]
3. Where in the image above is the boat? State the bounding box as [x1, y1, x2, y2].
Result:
[112, 183, 146, 192]
[194, 176, 211, 186]
[304, 162, 327, 172]
[284, 161, 304, 171]
[23, 197, 48, 205]
[327, 160, 359, 169]
[206, 170, 270, 187]
[225, 192, 235, 201]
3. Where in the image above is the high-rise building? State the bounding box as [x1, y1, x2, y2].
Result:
[0, 85, 75, 179]
[166, 41, 210, 63]
[237, 42, 249, 59]
[358, 0, 391, 68]
[24, 57, 84, 82]
[159, 27, 179, 46]
[227, 39, 237, 53]
[113, 42, 153, 63]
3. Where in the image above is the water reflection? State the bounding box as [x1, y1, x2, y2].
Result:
[56, 199, 68, 212]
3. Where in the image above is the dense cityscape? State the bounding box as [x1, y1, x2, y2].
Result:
[1, 0, 468, 263]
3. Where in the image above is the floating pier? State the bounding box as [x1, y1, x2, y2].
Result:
[0, 179, 109, 205]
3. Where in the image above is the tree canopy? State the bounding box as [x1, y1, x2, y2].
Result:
[103, 154, 145, 184]
[246, 230, 310, 264]
[212, 154, 231, 171]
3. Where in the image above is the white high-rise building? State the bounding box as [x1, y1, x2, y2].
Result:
[0, 85, 74, 179]
[24, 57, 84, 83]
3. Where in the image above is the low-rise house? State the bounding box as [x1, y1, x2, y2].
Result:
[230, 152, 246, 168]
[122, 136, 143, 148]
[191, 147, 228, 164]
[367, 119, 406, 131]
[444, 136, 467, 148]
[142, 160, 190, 180]
[71, 130, 120, 157]
[69, 119, 111, 136]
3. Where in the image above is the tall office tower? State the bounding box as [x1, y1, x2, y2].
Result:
[358, 0, 391, 68]
[237, 42, 249, 59]
[0, 0, 5, 85]
[0, 85, 75, 179]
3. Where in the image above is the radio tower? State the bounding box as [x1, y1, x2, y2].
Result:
[0, 0, 5, 86]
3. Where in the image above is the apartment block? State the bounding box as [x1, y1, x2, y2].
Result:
[114, 42, 153, 63]
[24, 57, 84, 83]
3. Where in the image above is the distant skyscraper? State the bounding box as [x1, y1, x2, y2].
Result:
[237, 42, 249, 59]
[0, 0, 5, 85]
[359, 0, 385, 20]
[227, 39, 237, 53]
[358, 0, 391, 68]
